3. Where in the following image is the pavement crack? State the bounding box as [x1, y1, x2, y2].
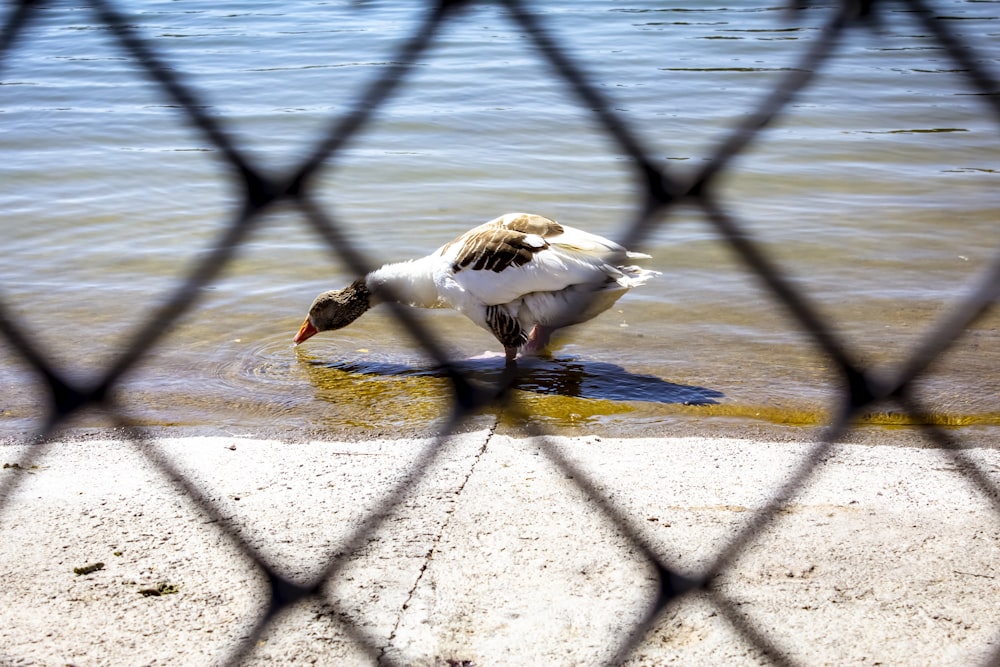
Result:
[378, 424, 497, 665]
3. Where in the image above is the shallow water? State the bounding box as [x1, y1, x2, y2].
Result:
[1, 1, 998, 441]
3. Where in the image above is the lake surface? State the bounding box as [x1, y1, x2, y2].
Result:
[1, 0, 998, 442]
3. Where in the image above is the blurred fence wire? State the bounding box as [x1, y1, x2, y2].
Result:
[1, 0, 999, 664]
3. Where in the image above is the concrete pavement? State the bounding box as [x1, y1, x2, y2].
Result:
[2, 431, 999, 665]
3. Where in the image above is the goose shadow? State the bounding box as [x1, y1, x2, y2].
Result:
[302, 353, 723, 406]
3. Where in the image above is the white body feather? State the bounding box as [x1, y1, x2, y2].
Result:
[366, 213, 658, 344]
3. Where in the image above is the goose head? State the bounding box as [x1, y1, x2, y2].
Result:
[293, 279, 371, 344]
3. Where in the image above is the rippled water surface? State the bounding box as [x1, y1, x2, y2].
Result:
[1, 1, 998, 441]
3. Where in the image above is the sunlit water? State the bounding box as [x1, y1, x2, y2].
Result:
[1, 1, 998, 442]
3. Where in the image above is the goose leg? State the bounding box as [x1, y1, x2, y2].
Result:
[485, 305, 527, 366]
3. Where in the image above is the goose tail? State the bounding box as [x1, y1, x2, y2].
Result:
[616, 265, 660, 288]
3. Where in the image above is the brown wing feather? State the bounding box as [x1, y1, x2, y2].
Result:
[501, 213, 564, 238]
[445, 215, 564, 274]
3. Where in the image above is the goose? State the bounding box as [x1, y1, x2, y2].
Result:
[293, 212, 659, 364]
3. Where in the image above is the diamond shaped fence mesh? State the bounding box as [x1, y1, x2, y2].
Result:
[1, 0, 999, 665]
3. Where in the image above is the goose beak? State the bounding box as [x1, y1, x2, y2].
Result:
[293, 318, 318, 344]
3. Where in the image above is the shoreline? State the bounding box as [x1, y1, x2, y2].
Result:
[5, 415, 998, 449]
[2, 431, 999, 665]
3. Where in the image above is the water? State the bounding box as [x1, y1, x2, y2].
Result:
[1, 0, 998, 441]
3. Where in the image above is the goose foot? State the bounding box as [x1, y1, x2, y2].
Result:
[523, 325, 555, 357]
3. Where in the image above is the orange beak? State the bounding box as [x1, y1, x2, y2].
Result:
[293, 318, 319, 344]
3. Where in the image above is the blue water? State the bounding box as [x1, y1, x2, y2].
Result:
[1, 1, 998, 439]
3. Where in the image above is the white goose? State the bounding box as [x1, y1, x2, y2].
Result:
[293, 212, 659, 364]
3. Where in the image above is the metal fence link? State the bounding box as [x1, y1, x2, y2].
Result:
[1, 0, 998, 664]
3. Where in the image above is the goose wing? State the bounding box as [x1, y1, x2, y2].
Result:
[436, 213, 628, 306]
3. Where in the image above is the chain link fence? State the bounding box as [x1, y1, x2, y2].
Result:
[1, 0, 999, 664]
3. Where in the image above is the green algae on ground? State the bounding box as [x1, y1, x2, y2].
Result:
[663, 402, 1000, 427]
[73, 562, 105, 576]
[507, 396, 1000, 435]
[304, 361, 454, 431]
[139, 582, 180, 597]
[3, 462, 39, 472]
[856, 410, 1000, 428]
[659, 402, 1000, 429]
[502, 391, 635, 428]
